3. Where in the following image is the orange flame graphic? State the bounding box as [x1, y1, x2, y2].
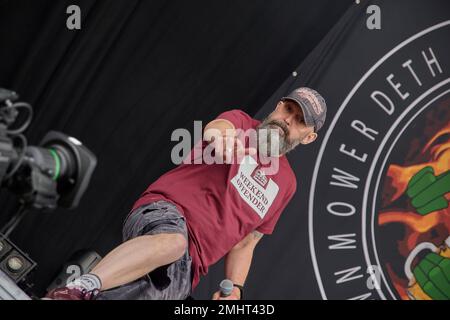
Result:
[378, 121, 450, 300]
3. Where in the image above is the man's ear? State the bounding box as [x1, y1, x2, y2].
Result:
[300, 131, 318, 145]
[275, 101, 283, 111]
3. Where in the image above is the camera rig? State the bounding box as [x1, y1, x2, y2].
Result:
[0, 88, 97, 297]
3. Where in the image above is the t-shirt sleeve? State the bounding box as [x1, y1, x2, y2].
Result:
[256, 179, 297, 235]
[215, 109, 253, 130]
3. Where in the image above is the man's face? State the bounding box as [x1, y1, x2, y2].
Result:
[257, 100, 317, 156]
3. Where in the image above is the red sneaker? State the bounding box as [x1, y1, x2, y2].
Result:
[43, 286, 99, 300]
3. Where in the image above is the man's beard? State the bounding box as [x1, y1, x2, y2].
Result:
[257, 118, 301, 157]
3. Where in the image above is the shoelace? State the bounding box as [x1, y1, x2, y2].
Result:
[81, 288, 100, 300]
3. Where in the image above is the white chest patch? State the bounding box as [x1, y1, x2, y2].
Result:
[230, 156, 279, 219]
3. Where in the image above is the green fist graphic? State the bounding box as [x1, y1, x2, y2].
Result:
[412, 252, 450, 300]
[406, 166, 450, 215]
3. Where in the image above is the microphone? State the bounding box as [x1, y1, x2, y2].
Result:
[219, 279, 234, 297]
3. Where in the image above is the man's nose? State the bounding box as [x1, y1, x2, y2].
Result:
[283, 115, 294, 126]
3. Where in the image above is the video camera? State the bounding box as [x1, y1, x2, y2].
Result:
[0, 88, 97, 296]
[0, 88, 97, 212]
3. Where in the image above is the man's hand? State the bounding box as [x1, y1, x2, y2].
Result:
[212, 286, 241, 300]
[203, 119, 256, 164]
[210, 135, 256, 164]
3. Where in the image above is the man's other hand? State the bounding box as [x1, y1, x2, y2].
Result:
[212, 286, 241, 300]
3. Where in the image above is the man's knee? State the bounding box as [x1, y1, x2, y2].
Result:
[166, 233, 188, 260]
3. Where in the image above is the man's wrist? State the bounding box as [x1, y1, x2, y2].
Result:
[233, 284, 244, 300]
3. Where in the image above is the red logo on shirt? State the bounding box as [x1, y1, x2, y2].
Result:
[251, 167, 269, 189]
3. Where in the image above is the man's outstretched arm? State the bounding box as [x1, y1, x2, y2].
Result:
[212, 230, 264, 300]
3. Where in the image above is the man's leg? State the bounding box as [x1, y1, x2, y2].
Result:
[45, 201, 191, 300]
[91, 232, 187, 290]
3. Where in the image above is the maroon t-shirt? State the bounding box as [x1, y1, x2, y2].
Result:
[132, 109, 297, 289]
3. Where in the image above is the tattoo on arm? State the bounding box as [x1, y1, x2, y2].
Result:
[252, 230, 264, 240]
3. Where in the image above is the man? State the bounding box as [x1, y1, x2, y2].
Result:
[45, 87, 327, 300]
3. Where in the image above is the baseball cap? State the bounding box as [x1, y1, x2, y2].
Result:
[281, 87, 327, 132]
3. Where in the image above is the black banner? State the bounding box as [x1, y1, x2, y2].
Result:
[249, 0, 450, 300]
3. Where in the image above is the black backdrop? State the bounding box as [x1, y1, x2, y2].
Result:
[256, 0, 450, 300]
[0, 0, 352, 298]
